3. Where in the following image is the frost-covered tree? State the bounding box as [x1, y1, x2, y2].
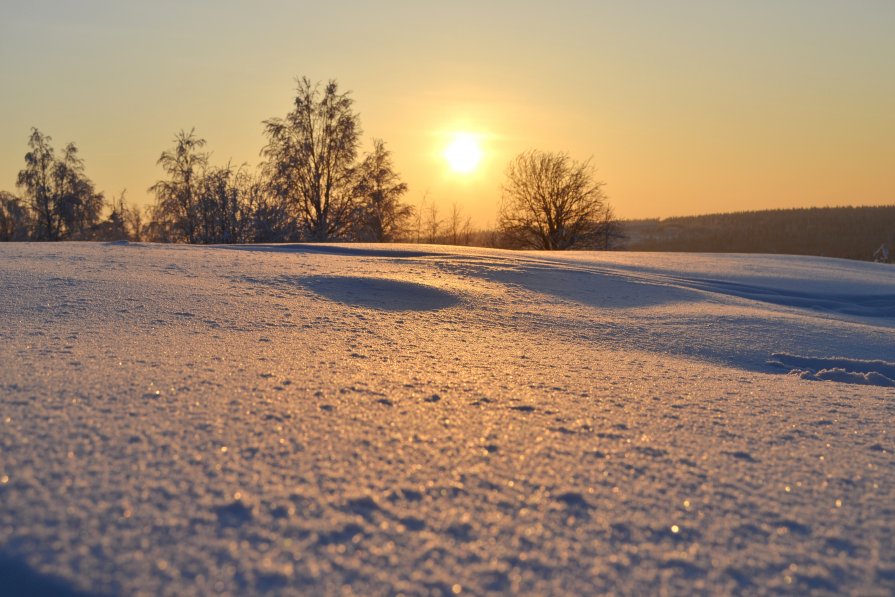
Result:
[149, 130, 295, 244]
[16, 129, 57, 240]
[95, 191, 143, 241]
[0, 191, 32, 241]
[240, 172, 298, 243]
[53, 142, 105, 239]
[262, 78, 361, 241]
[16, 128, 104, 240]
[498, 150, 613, 250]
[196, 163, 254, 244]
[149, 129, 209, 243]
[351, 139, 411, 242]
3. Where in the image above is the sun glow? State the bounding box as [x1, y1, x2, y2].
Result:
[443, 132, 483, 174]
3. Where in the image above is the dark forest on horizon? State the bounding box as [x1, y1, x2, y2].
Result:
[623, 205, 895, 262]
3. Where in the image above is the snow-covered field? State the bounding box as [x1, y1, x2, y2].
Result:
[1, 242, 893, 596]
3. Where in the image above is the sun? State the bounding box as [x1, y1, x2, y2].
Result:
[443, 132, 483, 174]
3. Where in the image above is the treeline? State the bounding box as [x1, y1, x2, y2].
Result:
[3, 76, 621, 249]
[0, 107, 491, 246]
[622, 206, 895, 261]
[1, 129, 141, 242]
[2, 79, 421, 244]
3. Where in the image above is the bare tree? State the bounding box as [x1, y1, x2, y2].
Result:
[461, 218, 473, 245]
[425, 201, 442, 244]
[594, 203, 625, 250]
[262, 77, 360, 241]
[413, 190, 430, 244]
[447, 202, 473, 246]
[448, 203, 461, 245]
[351, 139, 412, 242]
[498, 150, 613, 250]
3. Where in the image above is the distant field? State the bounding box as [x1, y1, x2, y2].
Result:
[622, 205, 895, 261]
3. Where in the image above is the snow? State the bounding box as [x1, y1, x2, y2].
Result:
[770, 354, 895, 387]
[1, 242, 893, 595]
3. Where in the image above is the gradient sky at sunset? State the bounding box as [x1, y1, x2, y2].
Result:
[1, 0, 893, 224]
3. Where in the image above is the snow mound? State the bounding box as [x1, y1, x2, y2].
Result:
[224, 243, 444, 258]
[301, 275, 460, 311]
[769, 353, 895, 387]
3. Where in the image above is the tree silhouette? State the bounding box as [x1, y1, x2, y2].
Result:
[54, 142, 104, 239]
[447, 203, 472, 246]
[594, 204, 625, 250]
[262, 78, 360, 241]
[196, 163, 253, 244]
[241, 173, 298, 243]
[149, 129, 209, 243]
[0, 191, 32, 241]
[16, 128, 104, 240]
[425, 202, 442, 244]
[16, 129, 58, 240]
[498, 150, 613, 250]
[96, 191, 143, 241]
[351, 139, 411, 242]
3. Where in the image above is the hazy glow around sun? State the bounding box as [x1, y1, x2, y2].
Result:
[444, 132, 483, 174]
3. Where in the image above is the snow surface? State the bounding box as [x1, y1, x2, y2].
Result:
[1, 242, 894, 596]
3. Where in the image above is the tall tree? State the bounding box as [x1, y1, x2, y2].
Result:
[413, 191, 430, 244]
[149, 129, 209, 243]
[498, 150, 613, 250]
[425, 202, 442, 244]
[16, 128, 57, 240]
[16, 128, 104, 240]
[351, 139, 411, 242]
[262, 78, 360, 241]
[447, 202, 472, 246]
[53, 142, 104, 239]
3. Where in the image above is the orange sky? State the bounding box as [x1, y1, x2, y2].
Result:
[1, 1, 893, 225]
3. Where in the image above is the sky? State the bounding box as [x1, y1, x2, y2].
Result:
[1, 0, 893, 225]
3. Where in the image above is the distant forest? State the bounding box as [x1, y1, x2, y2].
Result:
[622, 206, 895, 262]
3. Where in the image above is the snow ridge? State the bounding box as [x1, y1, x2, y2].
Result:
[769, 353, 895, 387]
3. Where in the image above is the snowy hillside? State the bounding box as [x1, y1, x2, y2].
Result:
[1, 242, 893, 595]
